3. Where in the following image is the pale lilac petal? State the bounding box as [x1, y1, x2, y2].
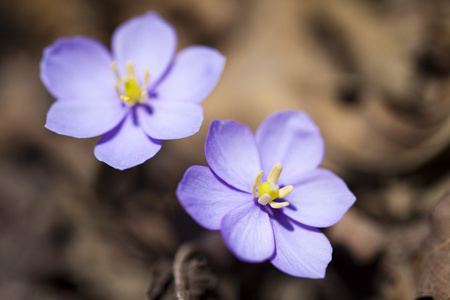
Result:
[221, 201, 275, 262]
[282, 169, 356, 228]
[176, 166, 253, 230]
[205, 120, 261, 192]
[270, 213, 332, 278]
[45, 98, 128, 138]
[94, 113, 162, 170]
[156, 46, 225, 103]
[40, 36, 115, 99]
[112, 12, 176, 87]
[256, 111, 324, 185]
[136, 101, 203, 140]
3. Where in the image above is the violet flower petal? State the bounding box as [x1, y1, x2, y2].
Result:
[112, 11, 177, 86]
[256, 110, 324, 184]
[137, 101, 203, 140]
[176, 166, 252, 230]
[156, 46, 226, 104]
[40, 37, 115, 99]
[283, 169, 356, 228]
[270, 213, 332, 278]
[45, 98, 128, 138]
[205, 120, 262, 192]
[221, 201, 275, 262]
[94, 113, 162, 170]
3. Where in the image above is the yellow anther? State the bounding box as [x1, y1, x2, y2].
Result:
[267, 163, 282, 183]
[269, 201, 290, 209]
[252, 163, 293, 209]
[279, 185, 293, 198]
[252, 170, 263, 196]
[258, 194, 272, 206]
[120, 95, 131, 104]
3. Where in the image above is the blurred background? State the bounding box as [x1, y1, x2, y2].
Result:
[0, 0, 449, 299]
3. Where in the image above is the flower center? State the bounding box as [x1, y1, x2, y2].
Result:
[111, 61, 150, 106]
[251, 163, 293, 209]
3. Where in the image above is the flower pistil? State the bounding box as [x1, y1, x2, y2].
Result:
[111, 61, 150, 106]
[251, 163, 293, 209]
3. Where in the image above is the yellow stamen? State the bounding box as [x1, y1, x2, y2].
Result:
[143, 68, 150, 89]
[252, 170, 263, 197]
[111, 61, 149, 105]
[269, 201, 290, 209]
[114, 83, 121, 98]
[258, 194, 272, 206]
[279, 185, 293, 198]
[252, 163, 293, 209]
[126, 61, 137, 80]
[111, 62, 122, 86]
[267, 163, 282, 183]
[139, 90, 149, 104]
[120, 95, 131, 104]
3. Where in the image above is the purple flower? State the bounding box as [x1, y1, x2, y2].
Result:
[176, 110, 356, 278]
[41, 12, 225, 170]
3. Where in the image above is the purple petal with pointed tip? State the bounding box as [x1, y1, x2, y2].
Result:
[205, 120, 261, 192]
[176, 165, 252, 230]
[94, 113, 162, 170]
[112, 11, 177, 87]
[222, 201, 275, 262]
[283, 169, 356, 228]
[270, 213, 332, 278]
[256, 110, 324, 185]
[137, 101, 203, 140]
[156, 46, 225, 103]
[40, 36, 115, 99]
